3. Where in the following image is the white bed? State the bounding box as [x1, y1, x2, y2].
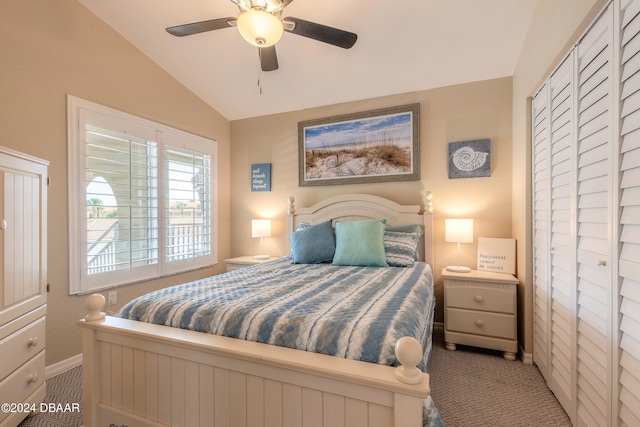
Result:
[79, 192, 436, 427]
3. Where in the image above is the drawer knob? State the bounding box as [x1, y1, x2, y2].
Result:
[27, 373, 39, 384]
[598, 259, 607, 267]
[475, 295, 484, 303]
[28, 337, 39, 347]
[475, 320, 484, 327]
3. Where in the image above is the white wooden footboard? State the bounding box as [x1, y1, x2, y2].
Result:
[79, 296, 429, 427]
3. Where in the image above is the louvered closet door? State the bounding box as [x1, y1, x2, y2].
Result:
[618, 0, 640, 424]
[532, 84, 552, 382]
[575, 5, 614, 426]
[548, 52, 578, 416]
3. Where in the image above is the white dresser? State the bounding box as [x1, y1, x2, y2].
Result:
[443, 268, 518, 360]
[0, 147, 48, 426]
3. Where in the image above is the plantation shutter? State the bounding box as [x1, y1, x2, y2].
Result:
[618, 1, 640, 424]
[532, 83, 551, 381]
[548, 52, 578, 415]
[68, 96, 217, 294]
[162, 133, 213, 276]
[575, 4, 614, 425]
[80, 113, 160, 291]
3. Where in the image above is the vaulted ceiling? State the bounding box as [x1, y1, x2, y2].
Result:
[79, 0, 538, 121]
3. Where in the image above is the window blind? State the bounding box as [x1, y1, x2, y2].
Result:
[68, 96, 217, 294]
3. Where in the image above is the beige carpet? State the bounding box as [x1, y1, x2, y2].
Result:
[17, 327, 570, 427]
[429, 325, 571, 427]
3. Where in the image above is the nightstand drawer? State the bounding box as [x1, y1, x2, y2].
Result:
[445, 283, 515, 314]
[446, 308, 516, 340]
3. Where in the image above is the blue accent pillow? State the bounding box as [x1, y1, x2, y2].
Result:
[384, 231, 422, 267]
[290, 220, 335, 264]
[332, 218, 388, 267]
[288, 222, 312, 257]
[386, 224, 424, 234]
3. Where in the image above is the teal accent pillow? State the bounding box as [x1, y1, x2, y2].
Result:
[290, 220, 335, 264]
[332, 218, 388, 267]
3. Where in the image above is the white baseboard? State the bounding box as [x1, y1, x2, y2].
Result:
[519, 343, 533, 364]
[45, 353, 83, 379]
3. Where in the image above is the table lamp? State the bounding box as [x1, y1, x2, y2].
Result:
[445, 218, 474, 273]
[252, 219, 271, 260]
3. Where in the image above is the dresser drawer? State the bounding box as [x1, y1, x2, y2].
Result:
[0, 351, 45, 424]
[0, 316, 45, 382]
[445, 283, 515, 314]
[446, 308, 516, 340]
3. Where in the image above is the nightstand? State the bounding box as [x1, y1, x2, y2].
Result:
[442, 268, 519, 360]
[225, 255, 274, 272]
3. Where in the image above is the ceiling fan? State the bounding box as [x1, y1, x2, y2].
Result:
[166, 0, 358, 72]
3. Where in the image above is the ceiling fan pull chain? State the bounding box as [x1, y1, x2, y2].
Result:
[257, 47, 263, 95]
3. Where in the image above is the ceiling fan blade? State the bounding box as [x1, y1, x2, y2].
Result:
[283, 17, 357, 49]
[260, 45, 279, 72]
[166, 18, 236, 37]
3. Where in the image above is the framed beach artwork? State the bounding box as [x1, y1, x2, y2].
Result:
[298, 104, 420, 186]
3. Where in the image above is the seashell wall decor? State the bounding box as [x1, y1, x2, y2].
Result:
[448, 139, 491, 179]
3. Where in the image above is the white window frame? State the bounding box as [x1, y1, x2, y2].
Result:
[67, 95, 218, 294]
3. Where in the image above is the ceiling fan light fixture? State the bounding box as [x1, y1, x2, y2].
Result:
[235, 0, 284, 14]
[237, 9, 283, 47]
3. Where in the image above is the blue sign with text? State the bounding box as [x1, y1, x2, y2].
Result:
[251, 163, 271, 192]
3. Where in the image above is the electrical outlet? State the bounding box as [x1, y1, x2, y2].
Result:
[108, 291, 117, 306]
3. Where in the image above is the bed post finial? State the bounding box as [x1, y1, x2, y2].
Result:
[288, 196, 296, 216]
[394, 337, 424, 385]
[84, 293, 106, 322]
[423, 191, 433, 214]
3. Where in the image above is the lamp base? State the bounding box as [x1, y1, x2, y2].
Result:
[446, 265, 471, 273]
[253, 254, 270, 260]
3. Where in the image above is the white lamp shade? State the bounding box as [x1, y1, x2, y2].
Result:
[445, 218, 474, 243]
[237, 9, 283, 47]
[252, 219, 271, 238]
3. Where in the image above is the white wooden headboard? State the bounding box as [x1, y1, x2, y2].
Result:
[286, 192, 434, 267]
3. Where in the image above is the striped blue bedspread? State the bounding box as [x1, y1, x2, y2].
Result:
[116, 257, 443, 426]
[117, 257, 435, 368]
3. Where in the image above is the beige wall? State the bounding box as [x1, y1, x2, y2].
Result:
[0, 1, 231, 365]
[230, 77, 514, 324]
[1, 0, 613, 366]
[511, 0, 608, 355]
